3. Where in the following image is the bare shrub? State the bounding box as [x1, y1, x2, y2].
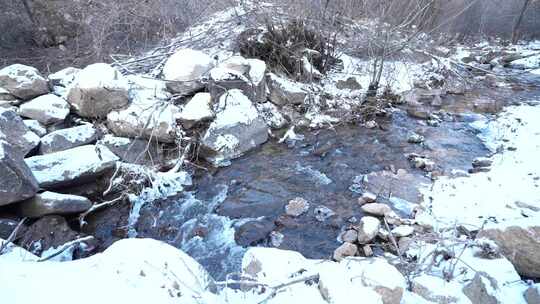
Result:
[237, 19, 339, 80]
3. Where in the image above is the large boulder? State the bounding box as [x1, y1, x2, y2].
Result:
[162, 49, 214, 95]
[0, 64, 49, 100]
[19, 94, 70, 125]
[0, 139, 39, 206]
[478, 218, 540, 277]
[107, 76, 179, 143]
[0, 108, 40, 157]
[176, 92, 214, 129]
[0, 238, 218, 304]
[201, 89, 268, 166]
[17, 191, 92, 218]
[67, 63, 129, 118]
[40, 125, 98, 154]
[25, 144, 119, 189]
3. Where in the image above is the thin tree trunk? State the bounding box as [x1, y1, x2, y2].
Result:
[512, 0, 532, 44]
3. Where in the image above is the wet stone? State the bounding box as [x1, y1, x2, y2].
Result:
[235, 218, 276, 247]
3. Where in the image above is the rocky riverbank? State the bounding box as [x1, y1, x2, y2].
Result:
[1, 3, 540, 304]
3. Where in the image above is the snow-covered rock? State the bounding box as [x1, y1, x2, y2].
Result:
[219, 55, 251, 75]
[255, 102, 288, 129]
[23, 120, 47, 137]
[0, 139, 39, 206]
[17, 191, 92, 218]
[25, 144, 119, 189]
[0, 238, 219, 304]
[241, 247, 403, 304]
[246, 58, 267, 103]
[478, 218, 540, 278]
[39, 125, 98, 154]
[201, 89, 268, 166]
[0, 64, 49, 100]
[411, 274, 470, 303]
[67, 63, 129, 118]
[267, 73, 308, 106]
[162, 49, 214, 94]
[19, 94, 70, 125]
[317, 261, 383, 303]
[48, 67, 81, 98]
[177, 92, 214, 129]
[357, 216, 380, 244]
[345, 258, 406, 304]
[0, 108, 40, 157]
[107, 76, 179, 143]
[207, 67, 253, 101]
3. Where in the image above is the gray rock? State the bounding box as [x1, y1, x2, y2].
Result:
[0, 64, 49, 100]
[285, 197, 310, 217]
[0, 218, 26, 239]
[18, 191, 92, 218]
[20, 215, 81, 257]
[472, 157, 493, 168]
[340, 229, 358, 243]
[40, 125, 98, 154]
[48, 67, 81, 98]
[207, 67, 256, 101]
[336, 77, 362, 91]
[407, 132, 425, 144]
[361, 203, 392, 216]
[67, 63, 129, 118]
[25, 144, 119, 189]
[23, 120, 47, 137]
[0, 140, 39, 206]
[201, 89, 268, 166]
[478, 218, 540, 277]
[234, 218, 276, 247]
[267, 73, 307, 106]
[358, 192, 377, 205]
[19, 94, 70, 125]
[462, 273, 500, 304]
[333, 242, 357, 261]
[314, 206, 336, 222]
[100, 135, 162, 166]
[525, 284, 540, 304]
[0, 108, 40, 157]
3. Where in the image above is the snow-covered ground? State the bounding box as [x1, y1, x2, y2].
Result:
[422, 104, 540, 230]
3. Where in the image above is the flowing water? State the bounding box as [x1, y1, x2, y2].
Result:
[132, 74, 540, 280]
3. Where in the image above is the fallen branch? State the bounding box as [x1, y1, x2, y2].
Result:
[0, 218, 27, 255]
[79, 195, 126, 228]
[37, 236, 94, 262]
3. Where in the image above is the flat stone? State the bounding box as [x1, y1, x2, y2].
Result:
[19, 94, 70, 125]
[361, 203, 392, 216]
[39, 125, 98, 154]
[25, 144, 119, 189]
[17, 191, 92, 218]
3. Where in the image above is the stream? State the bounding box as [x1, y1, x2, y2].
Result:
[131, 74, 540, 280]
